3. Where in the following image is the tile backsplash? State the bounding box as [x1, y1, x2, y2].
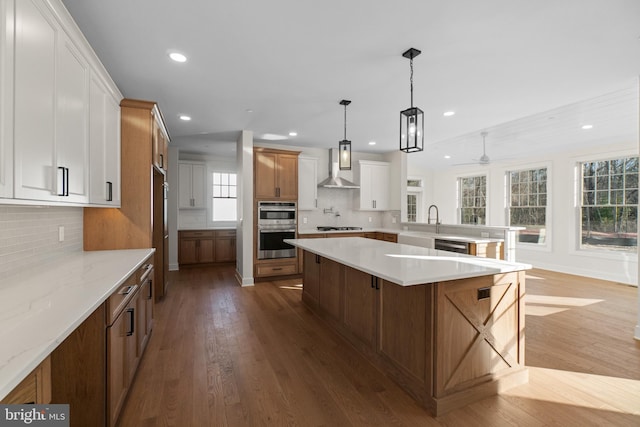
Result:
[0, 205, 82, 277]
[298, 187, 385, 229]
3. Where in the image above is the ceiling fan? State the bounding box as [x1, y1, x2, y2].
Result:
[453, 131, 491, 166]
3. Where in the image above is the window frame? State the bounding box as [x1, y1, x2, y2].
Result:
[406, 176, 424, 223]
[577, 155, 638, 254]
[457, 173, 488, 225]
[208, 169, 238, 227]
[506, 164, 551, 249]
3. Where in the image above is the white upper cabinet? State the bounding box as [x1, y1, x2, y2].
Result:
[1, 0, 122, 206]
[178, 162, 206, 209]
[0, 0, 15, 198]
[298, 155, 318, 210]
[89, 74, 121, 206]
[355, 160, 390, 211]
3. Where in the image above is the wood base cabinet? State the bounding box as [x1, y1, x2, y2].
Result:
[301, 250, 526, 416]
[1, 357, 51, 405]
[178, 230, 236, 265]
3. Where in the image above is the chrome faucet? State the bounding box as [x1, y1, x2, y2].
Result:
[427, 204, 440, 232]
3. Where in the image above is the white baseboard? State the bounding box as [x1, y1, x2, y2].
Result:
[235, 269, 254, 286]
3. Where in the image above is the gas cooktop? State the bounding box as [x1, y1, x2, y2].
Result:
[316, 226, 363, 231]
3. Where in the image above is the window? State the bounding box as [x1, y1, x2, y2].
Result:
[406, 177, 423, 222]
[407, 194, 417, 222]
[459, 175, 486, 224]
[212, 172, 237, 221]
[581, 157, 637, 252]
[508, 168, 548, 244]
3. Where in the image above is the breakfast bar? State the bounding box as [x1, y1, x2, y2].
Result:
[286, 237, 532, 416]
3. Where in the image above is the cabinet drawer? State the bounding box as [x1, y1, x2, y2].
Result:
[215, 230, 236, 238]
[180, 230, 215, 238]
[106, 274, 138, 326]
[256, 262, 297, 277]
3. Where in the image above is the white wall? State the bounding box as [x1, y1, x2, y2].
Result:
[412, 141, 638, 285]
[237, 131, 254, 286]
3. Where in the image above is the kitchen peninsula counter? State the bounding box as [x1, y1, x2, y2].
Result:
[0, 249, 155, 401]
[286, 237, 528, 285]
[286, 237, 530, 415]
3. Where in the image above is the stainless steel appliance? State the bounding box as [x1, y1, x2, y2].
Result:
[257, 201, 296, 259]
[434, 238, 470, 254]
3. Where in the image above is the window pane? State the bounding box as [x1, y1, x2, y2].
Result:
[580, 157, 638, 252]
[212, 172, 238, 221]
[213, 186, 221, 197]
[229, 186, 237, 198]
[230, 174, 237, 185]
[213, 198, 237, 221]
[213, 173, 221, 185]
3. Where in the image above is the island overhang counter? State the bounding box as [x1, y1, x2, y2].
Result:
[285, 237, 532, 416]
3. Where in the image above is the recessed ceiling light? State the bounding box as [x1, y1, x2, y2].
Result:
[179, 115, 191, 121]
[368, 141, 376, 146]
[246, 109, 253, 113]
[169, 52, 187, 63]
[444, 155, 451, 159]
[443, 111, 455, 117]
[289, 131, 297, 137]
[581, 124, 593, 130]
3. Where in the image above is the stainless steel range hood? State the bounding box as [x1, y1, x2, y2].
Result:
[317, 149, 359, 189]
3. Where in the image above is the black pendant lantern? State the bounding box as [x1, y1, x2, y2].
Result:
[400, 48, 424, 153]
[339, 99, 352, 170]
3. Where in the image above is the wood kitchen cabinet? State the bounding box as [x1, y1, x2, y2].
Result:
[1, 357, 51, 404]
[84, 99, 170, 301]
[152, 115, 169, 171]
[343, 267, 377, 348]
[302, 251, 320, 307]
[254, 147, 299, 200]
[178, 230, 236, 265]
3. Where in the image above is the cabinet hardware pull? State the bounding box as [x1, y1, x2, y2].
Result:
[57, 167, 69, 196]
[371, 276, 375, 288]
[126, 308, 135, 336]
[106, 181, 113, 201]
[315, 254, 320, 264]
[160, 153, 164, 168]
[272, 267, 283, 271]
[119, 285, 134, 295]
[148, 280, 153, 299]
[375, 277, 379, 290]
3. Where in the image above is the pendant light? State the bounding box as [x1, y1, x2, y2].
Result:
[339, 99, 352, 170]
[400, 48, 424, 153]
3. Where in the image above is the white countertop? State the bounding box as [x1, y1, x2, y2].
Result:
[286, 237, 530, 286]
[298, 228, 502, 243]
[0, 248, 155, 400]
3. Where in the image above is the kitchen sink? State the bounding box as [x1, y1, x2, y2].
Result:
[316, 226, 363, 231]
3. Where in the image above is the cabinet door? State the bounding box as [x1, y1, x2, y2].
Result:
[343, 267, 377, 347]
[89, 74, 120, 206]
[191, 163, 206, 208]
[319, 257, 342, 321]
[13, 0, 57, 201]
[215, 237, 235, 262]
[0, 0, 14, 198]
[298, 156, 318, 210]
[179, 238, 198, 264]
[178, 163, 193, 208]
[276, 154, 298, 200]
[107, 310, 128, 427]
[55, 33, 89, 203]
[254, 151, 277, 198]
[302, 251, 320, 306]
[371, 164, 390, 210]
[199, 238, 215, 263]
[377, 280, 428, 383]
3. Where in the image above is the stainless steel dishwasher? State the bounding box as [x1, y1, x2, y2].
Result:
[434, 238, 470, 254]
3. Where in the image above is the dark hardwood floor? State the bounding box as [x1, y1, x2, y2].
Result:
[117, 265, 640, 426]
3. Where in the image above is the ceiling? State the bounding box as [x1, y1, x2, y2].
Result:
[61, 0, 640, 168]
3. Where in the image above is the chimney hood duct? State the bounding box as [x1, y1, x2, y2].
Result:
[318, 149, 359, 189]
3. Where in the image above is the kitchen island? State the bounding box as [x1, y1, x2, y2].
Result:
[286, 237, 531, 416]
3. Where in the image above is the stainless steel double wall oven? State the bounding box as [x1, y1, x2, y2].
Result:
[257, 201, 296, 260]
